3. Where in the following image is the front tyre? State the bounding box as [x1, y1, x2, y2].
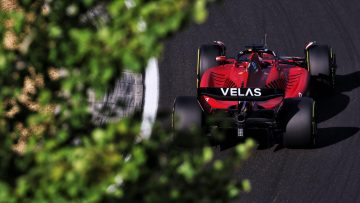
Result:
[280, 97, 316, 148]
[306, 43, 336, 91]
[197, 44, 225, 87]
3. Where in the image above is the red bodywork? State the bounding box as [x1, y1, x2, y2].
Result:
[199, 52, 309, 112]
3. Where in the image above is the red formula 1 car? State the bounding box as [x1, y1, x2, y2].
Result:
[173, 41, 337, 148]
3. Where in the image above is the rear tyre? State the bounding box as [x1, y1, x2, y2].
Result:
[280, 97, 316, 148]
[172, 96, 203, 147]
[197, 44, 225, 86]
[306, 44, 336, 93]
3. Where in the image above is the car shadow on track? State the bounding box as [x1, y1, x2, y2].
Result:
[314, 71, 360, 123]
[272, 127, 359, 151]
[336, 71, 360, 92]
[308, 71, 360, 149]
[315, 127, 359, 148]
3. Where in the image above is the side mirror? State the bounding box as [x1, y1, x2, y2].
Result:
[216, 56, 227, 62]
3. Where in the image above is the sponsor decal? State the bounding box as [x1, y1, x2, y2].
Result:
[220, 88, 262, 97]
[198, 88, 284, 101]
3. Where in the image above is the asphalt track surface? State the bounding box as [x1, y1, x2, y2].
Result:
[157, 0, 360, 202]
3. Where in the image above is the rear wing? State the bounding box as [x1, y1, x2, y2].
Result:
[198, 88, 284, 101]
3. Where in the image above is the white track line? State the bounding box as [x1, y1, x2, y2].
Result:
[140, 58, 159, 139]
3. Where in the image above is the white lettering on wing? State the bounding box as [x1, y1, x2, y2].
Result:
[230, 88, 237, 96]
[218, 88, 262, 97]
[245, 88, 253, 96]
[220, 88, 229, 96]
[254, 88, 261, 96]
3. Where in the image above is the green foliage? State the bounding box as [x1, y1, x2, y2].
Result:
[0, 0, 254, 202]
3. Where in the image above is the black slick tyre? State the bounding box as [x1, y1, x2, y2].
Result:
[306, 44, 336, 92]
[172, 96, 203, 147]
[197, 44, 224, 86]
[280, 97, 316, 148]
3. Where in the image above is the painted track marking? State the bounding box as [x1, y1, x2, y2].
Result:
[140, 58, 159, 139]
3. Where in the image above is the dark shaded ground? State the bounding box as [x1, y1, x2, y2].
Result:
[158, 0, 360, 202]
